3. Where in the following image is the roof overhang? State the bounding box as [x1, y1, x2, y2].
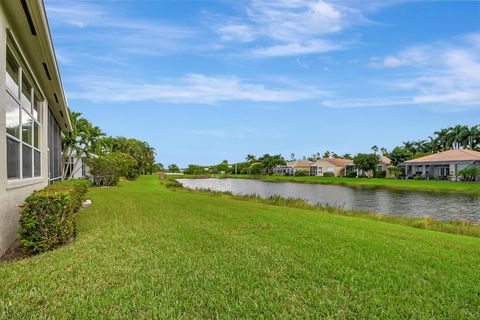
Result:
[3, 0, 72, 132]
[402, 160, 479, 166]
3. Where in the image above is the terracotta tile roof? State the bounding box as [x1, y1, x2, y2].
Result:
[405, 149, 480, 163]
[286, 160, 313, 167]
[322, 158, 353, 167]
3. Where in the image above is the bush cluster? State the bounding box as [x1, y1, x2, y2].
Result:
[87, 152, 139, 186]
[375, 171, 387, 178]
[294, 170, 308, 176]
[18, 179, 91, 254]
[345, 172, 357, 178]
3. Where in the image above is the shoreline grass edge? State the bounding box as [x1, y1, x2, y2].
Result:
[165, 178, 480, 239]
[175, 173, 480, 195]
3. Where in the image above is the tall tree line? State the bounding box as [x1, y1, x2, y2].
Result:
[62, 111, 158, 179]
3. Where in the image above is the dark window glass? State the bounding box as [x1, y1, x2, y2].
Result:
[6, 93, 20, 138]
[48, 108, 62, 181]
[34, 150, 41, 177]
[22, 144, 32, 178]
[22, 109, 32, 145]
[34, 122, 39, 148]
[6, 49, 19, 95]
[7, 138, 20, 179]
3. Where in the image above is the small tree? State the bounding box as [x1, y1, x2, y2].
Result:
[249, 163, 264, 175]
[87, 152, 139, 186]
[258, 154, 286, 175]
[387, 166, 403, 179]
[458, 166, 479, 182]
[184, 164, 206, 175]
[168, 164, 180, 173]
[353, 153, 379, 178]
[156, 163, 164, 172]
[389, 147, 412, 166]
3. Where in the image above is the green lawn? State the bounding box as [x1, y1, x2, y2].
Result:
[220, 174, 480, 194]
[1, 175, 480, 318]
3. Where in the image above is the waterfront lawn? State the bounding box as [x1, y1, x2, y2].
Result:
[225, 174, 480, 194]
[1, 175, 480, 318]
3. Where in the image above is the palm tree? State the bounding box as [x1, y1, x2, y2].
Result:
[433, 128, 450, 151]
[246, 154, 256, 164]
[62, 111, 105, 179]
[466, 125, 480, 150]
[371, 145, 379, 155]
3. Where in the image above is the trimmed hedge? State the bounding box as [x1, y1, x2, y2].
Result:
[18, 179, 91, 254]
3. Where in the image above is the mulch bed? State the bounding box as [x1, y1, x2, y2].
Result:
[0, 239, 30, 262]
[0, 237, 75, 263]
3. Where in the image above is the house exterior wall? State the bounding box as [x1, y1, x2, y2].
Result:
[403, 161, 479, 180]
[0, 5, 51, 256]
[310, 160, 339, 176]
[71, 157, 91, 179]
[377, 162, 395, 178]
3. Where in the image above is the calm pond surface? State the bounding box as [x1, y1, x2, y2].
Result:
[177, 178, 480, 223]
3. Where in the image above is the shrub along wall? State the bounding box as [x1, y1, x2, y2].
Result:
[18, 179, 90, 254]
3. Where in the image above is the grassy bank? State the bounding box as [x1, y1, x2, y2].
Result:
[2, 175, 480, 318]
[184, 174, 480, 194]
[166, 179, 480, 238]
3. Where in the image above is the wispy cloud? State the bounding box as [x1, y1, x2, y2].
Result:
[68, 73, 322, 104]
[252, 40, 341, 57]
[45, 1, 198, 58]
[212, 0, 385, 57]
[325, 33, 480, 110]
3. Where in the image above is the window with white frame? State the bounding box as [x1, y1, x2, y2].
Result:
[82, 158, 86, 177]
[5, 46, 42, 180]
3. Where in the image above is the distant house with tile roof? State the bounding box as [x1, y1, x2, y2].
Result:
[273, 160, 312, 175]
[309, 158, 353, 177]
[399, 149, 480, 180]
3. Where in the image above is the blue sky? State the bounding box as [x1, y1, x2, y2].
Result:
[45, 0, 480, 167]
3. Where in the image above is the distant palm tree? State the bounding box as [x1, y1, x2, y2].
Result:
[246, 154, 256, 163]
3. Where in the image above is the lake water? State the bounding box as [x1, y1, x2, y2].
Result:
[176, 178, 480, 223]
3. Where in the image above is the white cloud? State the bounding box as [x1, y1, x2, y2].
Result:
[369, 47, 429, 68]
[216, 22, 256, 42]
[45, 1, 196, 57]
[356, 33, 480, 109]
[322, 97, 413, 108]
[252, 39, 341, 57]
[213, 0, 369, 56]
[68, 73, 322, 104]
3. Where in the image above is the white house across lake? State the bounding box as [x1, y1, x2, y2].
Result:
[400, 149, 480, 180]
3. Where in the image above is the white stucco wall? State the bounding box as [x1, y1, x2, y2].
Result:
[0, 7, 49, 256]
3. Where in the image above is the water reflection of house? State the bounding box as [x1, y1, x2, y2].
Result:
[399, 149, 480, 180]
[309, 158, 353, 177]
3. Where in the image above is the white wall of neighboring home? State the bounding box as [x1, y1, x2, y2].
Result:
[0, 4, 53, 256]
[69, 156, 91, 179]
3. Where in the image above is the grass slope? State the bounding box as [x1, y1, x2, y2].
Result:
[1, 175, 480, 318]
[217, 174, 480, 194]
